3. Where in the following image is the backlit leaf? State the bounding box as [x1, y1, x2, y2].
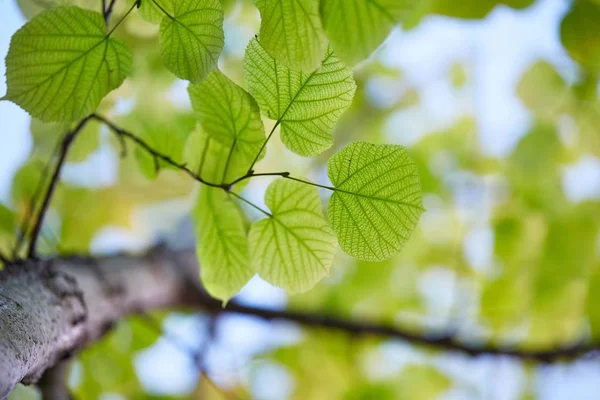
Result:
[561, 0, 600, 71]
[256, 0, 327, 71]
[188, 69, 265, 182]
[327, 142, 423, 261]
[320, 0, 410, 66]
[244, 38, 356, 156]
[248, 178, 337, 292]
[2, 6, 132, 122]
[158, 0, 224, 82]
[184, 126, 252, 184]
[193, 186, 253, 302]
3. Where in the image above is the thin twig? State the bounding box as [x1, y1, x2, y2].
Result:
[103, 0, 118, 28]
[92, 114, 226, 189]
[191, 292, 600, 363]
[27, 117, 91, 258]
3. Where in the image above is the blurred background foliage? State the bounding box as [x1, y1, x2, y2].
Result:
[2, 0, 600, 398]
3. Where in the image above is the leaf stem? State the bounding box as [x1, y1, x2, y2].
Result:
[150, 0, 175, 20]
[107, 0, 140, 37]
[227, 191, 272, 217]
[284, 176, 336, 191]
[227, 171, 289, 187]
[246, 121, 280, 175]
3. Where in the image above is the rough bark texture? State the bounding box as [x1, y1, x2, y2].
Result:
[0, 246, 595, 399]
[0, 247, 198, 400]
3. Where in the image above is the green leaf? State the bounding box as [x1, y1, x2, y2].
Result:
[320, 0, 409, 66]
[184, 125, 252, 184]
[248, 178, 337, 292]
[158, 0, 224, 82]
[327, 142, 423, 261]
[134, 122, 190, 180]
[0, 203, 17, 258]
[560, 0, 600, 72]
[244, 38, 356, 156]
[193, 186, 253, 302]
[188, 70, 265, 182]
[31, 118, 101, 163]
[2, 6, 132, 122]
[517, 61, 570, 120]
[425, 0, 533, 19]
[255, 0, 327, 71]
[137, 0, 164, 23]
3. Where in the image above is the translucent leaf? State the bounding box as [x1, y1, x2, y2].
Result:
[244, 38, 356, 156]
[158, 0, 224, 82]
[137, 0, 164, 23]
[193, 186, 253, 302]
[560, 0, 600, 71]
[255, 0, 326, 71]
[327, 142, 423, 261]
[184, 126, 252, 184]
[2, 6, 132, 122]
[248, 178, 337, 292]
[320, 0, 409, 66]
[426, 0, 533, 19]
[517, 61, 570, 120]
[134, 122, 190, 180]
[0, 203, 17, 258]
[16, 0, 98, 19]
[188, 70, 265, 182]
[31, 118, 101, 163]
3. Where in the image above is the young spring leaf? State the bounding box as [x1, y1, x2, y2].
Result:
[244, 38, 356, 157]
[193, 186, 254, 302]
[248, 178, 337, 292]
[255, 0, 327, 71]
[320, 0, 408, 66]
[134, 122, 190, 180]
[184, 126, 250, 184]
[327, 142, 423, 261]
[137, 0, 164, 23]
[560, 0, 600, 72]
[2, 6, 132, 122]
[157, 0, 224, 82]
[0, 203, 17, 258]
[188, 70, 265, 182]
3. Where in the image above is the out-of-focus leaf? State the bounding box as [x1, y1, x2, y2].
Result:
[517, 61, 570, 120]
[424, 0, 534, 19]
[561, 0, 600, 71]
[30, 118, 102, 163]
[394, 364, 451, 400]
[320, 0, 412, 66]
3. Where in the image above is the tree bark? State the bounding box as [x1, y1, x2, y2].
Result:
[0, 246, 199, 400]
[0, 246, 596, 399]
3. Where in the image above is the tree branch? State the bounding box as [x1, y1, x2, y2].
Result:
[38, 361, 72, 400]
[27, 117, 91, 258]
[1, 247, 599, 398]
